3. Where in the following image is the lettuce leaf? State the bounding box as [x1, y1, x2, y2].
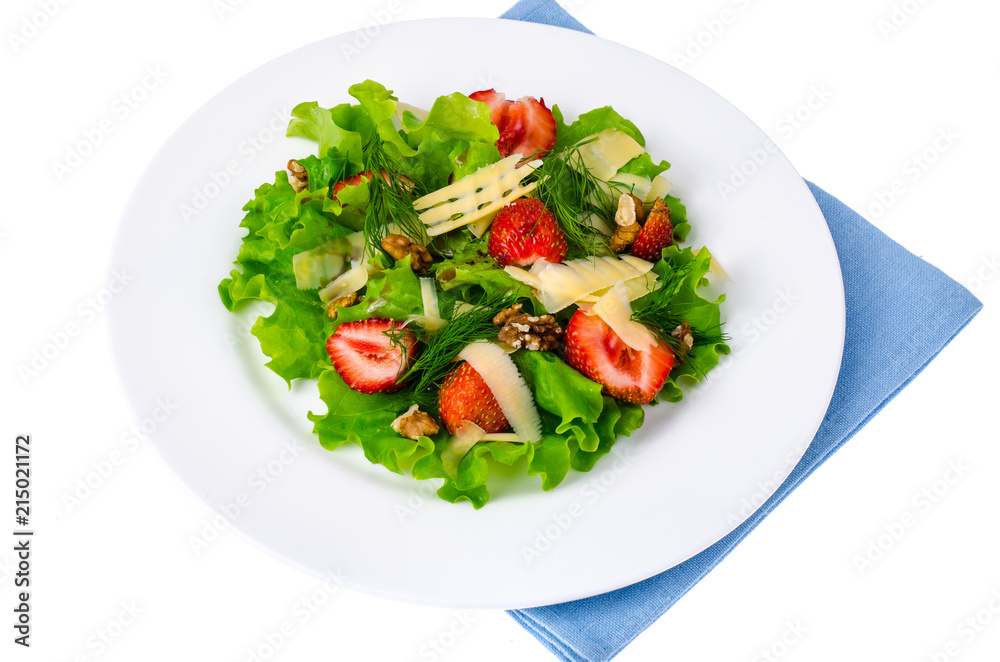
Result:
[287, 101, 369, 168]
[348, 80, 416, 158]
[398, 92, 501, 190]
[637, 245, 730, 402]
[666, 194, 691, 243]
[330, 255, 425, 327]
[430, 229, 535, 305]
[619, 153, 671, 178]
[308, 368, 435, 472]
[552, 105, 645, 150]
[219, 172, 358, 384]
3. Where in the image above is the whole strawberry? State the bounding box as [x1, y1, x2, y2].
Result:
[630, 197, 674, 262]
[438, 361, 510, 434]
[488, 198, 567, 267]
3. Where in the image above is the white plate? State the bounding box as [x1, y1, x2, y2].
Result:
[108, 18, 844, 609]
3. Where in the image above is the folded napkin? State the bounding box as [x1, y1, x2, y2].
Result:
[501, 2, 984, 661]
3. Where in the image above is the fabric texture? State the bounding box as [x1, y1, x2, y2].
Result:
[500, 2, 984, 661]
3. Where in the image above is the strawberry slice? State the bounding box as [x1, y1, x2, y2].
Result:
[469, 89, 557, 160]
[564, 310, 674, 404]
[468, 89, 510, 126]
[331, 171, 372, 202]
[330, 170, 410, 202]
[630, 197, 674, 262]
[438, 361, 510, 434]
[325, 318, 418, 394]
[488, 198, 567, 267]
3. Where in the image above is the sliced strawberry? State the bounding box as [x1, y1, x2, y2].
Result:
[469, 90, 557, 160]
[502, 96, 557, 160]
[630, 197, 674, 261]
[469, 89, 510, 127]
[488, 198, 567, 267]
[330, 170, 409, 202]
[564, 310, 674, 405]
[438, 361, 510, 434]
[325, 318, 418, 394]
[330, 171, 371, 203]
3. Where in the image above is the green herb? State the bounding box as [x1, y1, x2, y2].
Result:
[393, 290, 516, 401]
[631, 262, 728, 356]
[362, 133, 428, 256]
[530, 140, 628, 258]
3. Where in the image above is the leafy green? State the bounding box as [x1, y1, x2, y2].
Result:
[398, 92, 501, 190]
[348, 80, 416, 158]
[219, 172, 359, 384]
[287, 102, 368, 167]
[308, 368, 436, 472]
[666, 195, 691, 243]
[632, 245, 730, 402]
[430, 230, 536, 304]
[331, 255, 425, 328]
[619, 153, 671, 179]
[552, 105, 645, 151]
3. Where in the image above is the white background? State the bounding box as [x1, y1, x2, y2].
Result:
[2, 0, 998, 660]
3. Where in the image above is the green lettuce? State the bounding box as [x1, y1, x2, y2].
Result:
[552, 105, 645, 150]
[619, 153, 671, 179]
[399, 92, 501, 189]
[219, 172, 360, 384]
[430, 229, 536, 306]
[638, 245, 730, 402]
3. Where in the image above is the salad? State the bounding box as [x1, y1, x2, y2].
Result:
[219, 80, 728, 508]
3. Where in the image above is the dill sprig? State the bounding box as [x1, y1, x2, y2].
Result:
[362, 133, 427, 256]
[530, 140, 629, 258]
[631, 263, 729, 356]
[390, 290, 517, 402]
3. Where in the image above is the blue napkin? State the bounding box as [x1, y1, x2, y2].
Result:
[501, 2, 984, 661]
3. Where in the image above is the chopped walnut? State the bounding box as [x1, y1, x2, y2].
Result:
[391, 405, 440, 440]
[671, 321, 695, 362]
[287, 159, 308, 193]
[493, 303, 564, 351]
[327, 291, 361, 319]
[609, 193, 643, 253]
[380, 234, 433, 273]
[492, 303, 525, 325]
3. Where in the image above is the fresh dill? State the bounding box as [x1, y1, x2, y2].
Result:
[631, 263, 729, 356]
[362, 133, 428, 256]
[392, 290, 517, 402]
[530, 140, 629, 258]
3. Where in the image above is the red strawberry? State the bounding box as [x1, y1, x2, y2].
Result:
[469, 89, 557, 161]
[325, 318, 418, 394]
[630, 197, 674, 261]
[330, 170, 409, 202]
[438, 361, 510, 434]
[564, 310, 674, 405]
[331, 171, 372, 202]
[488, 198, 567, 267]
[468, 89, 509, 126]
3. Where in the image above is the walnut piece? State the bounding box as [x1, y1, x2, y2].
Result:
[671, 321, 695, 362]
[380, 234, 433, 273]
[609, 193, 643, 253]
[493, 303, 564, 351]
[327, 291, 361, 319]
[287, 159, 308, 193]
[391, 405, 440, 440]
